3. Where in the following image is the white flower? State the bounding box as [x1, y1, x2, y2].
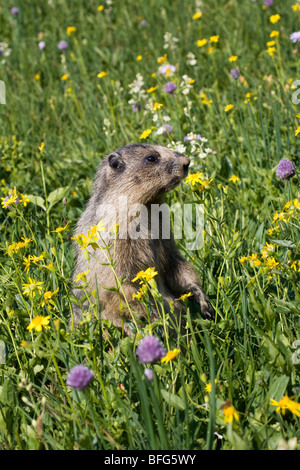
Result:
[168, 141, 186, 154]
[187, 52, 197, 66]
[163, 32, 179, 50]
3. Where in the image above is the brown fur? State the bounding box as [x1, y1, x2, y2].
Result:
[71, 144, 214, 335]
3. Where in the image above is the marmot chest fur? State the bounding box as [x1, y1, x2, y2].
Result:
[72, 143, 214, 334]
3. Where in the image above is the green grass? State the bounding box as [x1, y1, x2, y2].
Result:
[0, 0, 300, 450]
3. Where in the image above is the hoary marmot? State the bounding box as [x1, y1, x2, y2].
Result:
[71, 144, 214, 335]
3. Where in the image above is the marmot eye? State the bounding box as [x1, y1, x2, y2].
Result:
[145, 155, 158, 163]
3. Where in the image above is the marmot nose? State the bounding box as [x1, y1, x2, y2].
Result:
[178, 155, 190, 174]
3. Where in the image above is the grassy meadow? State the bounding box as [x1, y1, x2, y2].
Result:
[0, 0, 300, 450]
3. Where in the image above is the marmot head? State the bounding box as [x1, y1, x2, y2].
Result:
[96, 144, 190, 205]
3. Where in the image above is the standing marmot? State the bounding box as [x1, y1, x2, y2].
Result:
[71, 143, 214, 335]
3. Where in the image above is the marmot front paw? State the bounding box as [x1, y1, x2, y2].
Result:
[189, 287, 215, 320]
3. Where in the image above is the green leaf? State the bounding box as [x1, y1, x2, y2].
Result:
[47, 186, 69, 212]
[269, 239, 296, 248]
[160, 389, 186, 410]
[267, 375, 289, 403]
[27, 194, 46, 211]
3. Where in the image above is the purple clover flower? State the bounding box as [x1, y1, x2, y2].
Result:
[264, 0, 273, 6]
[38, 41, 46, 51]
[131, 103, 141, 112]
[276, 159, 296, 180]
[57, 40, 68, 50]
[231, 68, 240, 80]
[66, 365, 94, 391]
[161, 124, 173, 135]
[10, 7, 19, 14]
[136, 336, 166, 364]
[163, 81, 177, 94]
[144, 368, 154, 381]
[290, 32, 300, 44]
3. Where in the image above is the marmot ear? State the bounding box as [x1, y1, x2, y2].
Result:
[108, 153, 125, 172]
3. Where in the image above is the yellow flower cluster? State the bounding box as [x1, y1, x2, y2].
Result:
[270, 396, 300, 417]
[140, 129, 152, 139]
[72, 223, 105, 250]
[185, 172, 213, 192]
[1, 189, 30, 209]
[132, 267, 158, 284]
[5, 237, 32, 255]
[23, 252, 45, 273]
[199, 92, 212, 105]
[40, 288, 59, 308]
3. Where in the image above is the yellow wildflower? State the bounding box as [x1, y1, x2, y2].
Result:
[295, 126, 300, 136]
[175, 292, 193, 301]
[270, 30, 279, 37]
[132, 283, 148, 300]
[52, 223, 70, 233]
[192, 12, 203, 20]
[229, 55, 238, 62]
[265, 257, 279, 270]
[209, 35, 219, 43]
[161, 348, 180, 363]
[205, 379, 217, 393]
[5, 238, 32, 255]
[140, 129, 152, 139]
[39, 142, 45, 152]
[40, 288, 59, 307]
[270, 14, 281, 23]
[185, 172, 204, 186]
[27, 315, 50, 333]
[292, 5, 300, 11]
[132, 267, 158, 284]
[239, 256, 247, 264]
[97, 5, 104, 11]
[34, 74, 41, 81]
[153, 102, 163, 111]
[266, 40, 276, 47]
[1, 193, 19, 208]
[20, 193, 30, 206]
[272, 211, 286, 223]
[221, 402, 239, 423]
[267, 47, 276, 57]
[248, 253, 261, 267]
[23, 256, 32, 274]
[225, 104, 234, 112]
[290, 261, 300, 272]
[146, 86, 157, 93]
[157, 54, 167, 64]
[229, 175, 239, 183]
[61, 73, 70, 81]
[66, 26, 76, 36]
[97, 71, 107, 78]
[22, 277, 43, 298]
[197, 39, 207, 48]
[74, 270, 90, 283]
[136, 55, 142, 61]
[260, 242, 275, 258]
